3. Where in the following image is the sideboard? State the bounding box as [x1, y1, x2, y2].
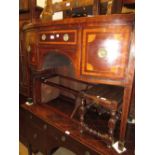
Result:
[20, 13, 135, 155]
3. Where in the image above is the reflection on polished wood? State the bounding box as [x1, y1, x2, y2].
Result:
[20, 94, 135, 155]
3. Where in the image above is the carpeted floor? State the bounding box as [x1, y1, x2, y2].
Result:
[19, 142, 76, 155]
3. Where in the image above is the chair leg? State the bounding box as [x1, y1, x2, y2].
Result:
[79, 97, 86, 134]
[108, 110, 117, 145]
[70, 95, 81, 118]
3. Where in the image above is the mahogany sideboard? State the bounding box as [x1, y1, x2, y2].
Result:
[20, 13, 135, 155]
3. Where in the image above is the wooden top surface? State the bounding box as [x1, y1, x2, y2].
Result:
[23, 13, 134, 30]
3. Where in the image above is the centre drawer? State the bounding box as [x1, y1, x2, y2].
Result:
[39, 30, 77, 45]
[27, 123, 46, 152]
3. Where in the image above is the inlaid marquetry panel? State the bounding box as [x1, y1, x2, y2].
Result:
[81, 25, 132, 80]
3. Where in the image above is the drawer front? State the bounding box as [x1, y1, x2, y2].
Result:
[25, 112, 47, 152]
[39, 30, 77, 45]
[19, 109, 27, 143]
[20, 109, 47, 151]
[81, 26, 132, 80]
[27, 123, 46, 152]
[27, 112, 48, 131]
[47, 125, 100, 155]
[48, 125, 68, 147]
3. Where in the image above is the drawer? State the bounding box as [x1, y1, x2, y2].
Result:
[47, 125, 68, 147]
[26, 123, 46, 152]
[81, 25, 132, 80]
[19, 109, 27, 143]
[47, 125, 99, 155]
[39, 30, 77, 45]
[25, 111, 49, 132]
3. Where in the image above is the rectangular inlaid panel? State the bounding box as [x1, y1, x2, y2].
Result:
[39, 30, 77, 45]
[81, 25, 132, 80]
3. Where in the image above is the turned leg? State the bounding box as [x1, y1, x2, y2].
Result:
[108, 110, 117, 147]
[79, 97, 86, 134]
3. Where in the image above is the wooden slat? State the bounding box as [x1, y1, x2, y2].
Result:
[41, 79, 79, 96]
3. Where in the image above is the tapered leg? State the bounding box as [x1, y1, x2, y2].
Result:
[108, 110, 117, 146]
[119, 86, 133, 150]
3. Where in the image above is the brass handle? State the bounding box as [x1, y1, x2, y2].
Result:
[97, 48, 107, 58]
[55, 136, 58, 141]
[85, 151, 90, 155]
[61, 136, 66, 142]
[27, 45, 31, 52]
[33, 133, 38, 139]
[29, 115, 33, 119]
[43, 124, 47, 130]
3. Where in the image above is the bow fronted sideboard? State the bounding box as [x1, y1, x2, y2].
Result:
[20, 14, 134, 155]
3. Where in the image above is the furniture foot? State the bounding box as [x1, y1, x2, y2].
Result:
[112, 141, 126, 154]
[118, 140, 125, 151]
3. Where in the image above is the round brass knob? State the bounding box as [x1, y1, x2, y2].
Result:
[41, 34, 46, 40]
[27, 45, 31, 52]
[61, 136, 66, 142]
[85, 151, 90, 155]
[43, 124, 47, 130]
[55, 136, 58, 141]
[29, 115, 33, 119]
[33, 133, 38, 139]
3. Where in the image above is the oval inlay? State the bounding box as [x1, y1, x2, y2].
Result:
[41, 34, 46, 40]
[63, 34, 69, 41]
